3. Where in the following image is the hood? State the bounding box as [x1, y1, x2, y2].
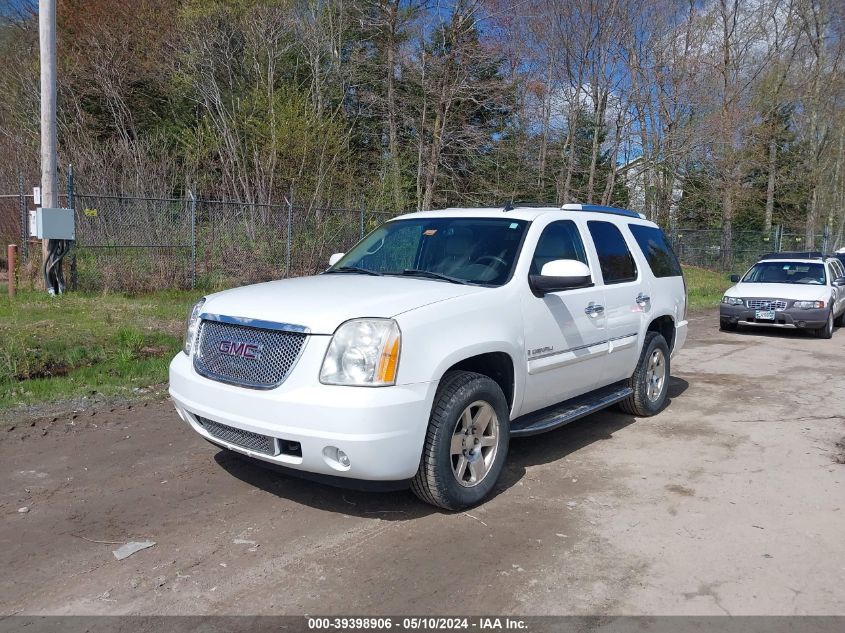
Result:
[728, 282, 829, 302]
[202, 274, 485, 334]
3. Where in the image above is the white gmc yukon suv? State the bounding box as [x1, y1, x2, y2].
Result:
[169, 204, 688, 509]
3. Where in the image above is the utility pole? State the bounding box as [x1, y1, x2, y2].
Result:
[39, 0, 58, 276]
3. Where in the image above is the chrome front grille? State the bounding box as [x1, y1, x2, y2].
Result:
[746, 299, 787, 311]
[197, 416, 277, 455]
[193, 317, 308, 389]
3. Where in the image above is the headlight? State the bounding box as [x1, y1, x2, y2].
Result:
[320, 318, 401, 386]
[183, 298, 206, 355]
[793, 300, 825, 309]
[721, 296, 744, 306]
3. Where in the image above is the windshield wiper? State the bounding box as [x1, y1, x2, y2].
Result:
[325, 266, 383, 276]
[401, 269, 468, 284]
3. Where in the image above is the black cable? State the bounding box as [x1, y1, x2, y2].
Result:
[42, 240, 54, 292]
[43, 238, 71, 295]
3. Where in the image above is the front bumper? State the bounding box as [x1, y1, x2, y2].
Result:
[169, 347, 438, 481]
[720, 304, 828, 329]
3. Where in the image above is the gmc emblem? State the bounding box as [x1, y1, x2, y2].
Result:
[218, 340, 263, 360]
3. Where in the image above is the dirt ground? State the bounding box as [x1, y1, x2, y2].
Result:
[1, 310, 844, 616]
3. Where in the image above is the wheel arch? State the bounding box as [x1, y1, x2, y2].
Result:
[441, 351, 515, 411]
[647, 314, 675, 352]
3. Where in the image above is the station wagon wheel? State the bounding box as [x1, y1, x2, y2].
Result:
[451, 401, 499, 487]
[816, 310, 834, 339]
[719, 318, 738, 332]
[411, 371, 510, 510]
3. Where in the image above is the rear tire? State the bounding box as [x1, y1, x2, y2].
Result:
[619, 332, 670, 417]
[411, 370, 510, 511]
[816, 310, 834, 339]
[720, 318, 738, 332]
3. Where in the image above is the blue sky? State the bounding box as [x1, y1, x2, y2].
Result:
[1, 0, 35, 18]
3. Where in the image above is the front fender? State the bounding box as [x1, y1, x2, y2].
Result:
[394, 288, 525, 415]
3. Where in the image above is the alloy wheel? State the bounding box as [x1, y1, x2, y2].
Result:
[450, 400, 499, 487]
[646, 348, 666, 402]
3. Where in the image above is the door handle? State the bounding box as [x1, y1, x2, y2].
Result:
[585, 302, 604, 317]
[636, 293, 651, 306]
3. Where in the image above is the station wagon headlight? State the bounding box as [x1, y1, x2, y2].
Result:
[721, 296, 744, 306]
[183, 298, 206, 355]
[793, 300, 825, 309]
[320, 318, 401, 386]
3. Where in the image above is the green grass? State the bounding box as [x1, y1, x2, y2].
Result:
[683, 265, 732, 311]
[0, 266, 730, 413]
[0, 289, 202, 411]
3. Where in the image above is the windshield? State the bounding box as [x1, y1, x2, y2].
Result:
[327, 217, 529, 286]
[741, 261, 827, 285]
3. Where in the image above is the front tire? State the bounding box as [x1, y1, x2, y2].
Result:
[816, 310, 834, 339]
[411, 371, 510, 510]
[619, 331, 670, 417]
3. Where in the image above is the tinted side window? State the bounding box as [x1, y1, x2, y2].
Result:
[587, 221, 637, 284]
[530, 221, 588, 275]
[628, 224, 682, 278]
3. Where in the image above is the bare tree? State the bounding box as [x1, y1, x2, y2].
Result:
[410, 0, 509, 210]
[794, 0, 844, 244]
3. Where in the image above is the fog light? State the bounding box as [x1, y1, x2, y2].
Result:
[322, 446, 351, 471]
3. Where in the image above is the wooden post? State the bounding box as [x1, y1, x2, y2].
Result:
[7, 244, 17, 298]
[39, 0, 58, 288]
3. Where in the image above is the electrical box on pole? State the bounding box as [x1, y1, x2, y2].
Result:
[31, 207, 75, 240]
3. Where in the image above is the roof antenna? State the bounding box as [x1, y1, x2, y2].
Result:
[503, 201, 514, 212]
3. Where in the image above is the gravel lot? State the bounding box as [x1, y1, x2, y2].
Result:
[1, 310, 843, 616]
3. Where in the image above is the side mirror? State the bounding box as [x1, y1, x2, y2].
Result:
[729, 274, 740, 283]
[833, 277, 845, 287]
[529, 260, 593, 297]
[328, 252, 344, 267]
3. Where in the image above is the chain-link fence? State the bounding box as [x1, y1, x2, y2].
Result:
[0, 195, 23, 270]
[72, 193, 194, 291]
[668, 225, 830, 274]
[1, 185, 395, 292]
[196, 199, 390, 286]
[0, 184, 68, 284]
[0, 181, 835, 291]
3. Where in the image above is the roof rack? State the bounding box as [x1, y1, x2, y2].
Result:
[561, 203, 645, 219]
[502, 202, 559, 211]
[760, 251, 825, 260]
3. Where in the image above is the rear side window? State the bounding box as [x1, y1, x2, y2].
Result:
[628, 224, 682, 278]
[587, 221, 637, 284]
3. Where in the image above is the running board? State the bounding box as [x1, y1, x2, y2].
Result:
[510, 382, 633, 437]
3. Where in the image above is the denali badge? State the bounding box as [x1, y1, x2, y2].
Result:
[218, 340, 263, 360]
